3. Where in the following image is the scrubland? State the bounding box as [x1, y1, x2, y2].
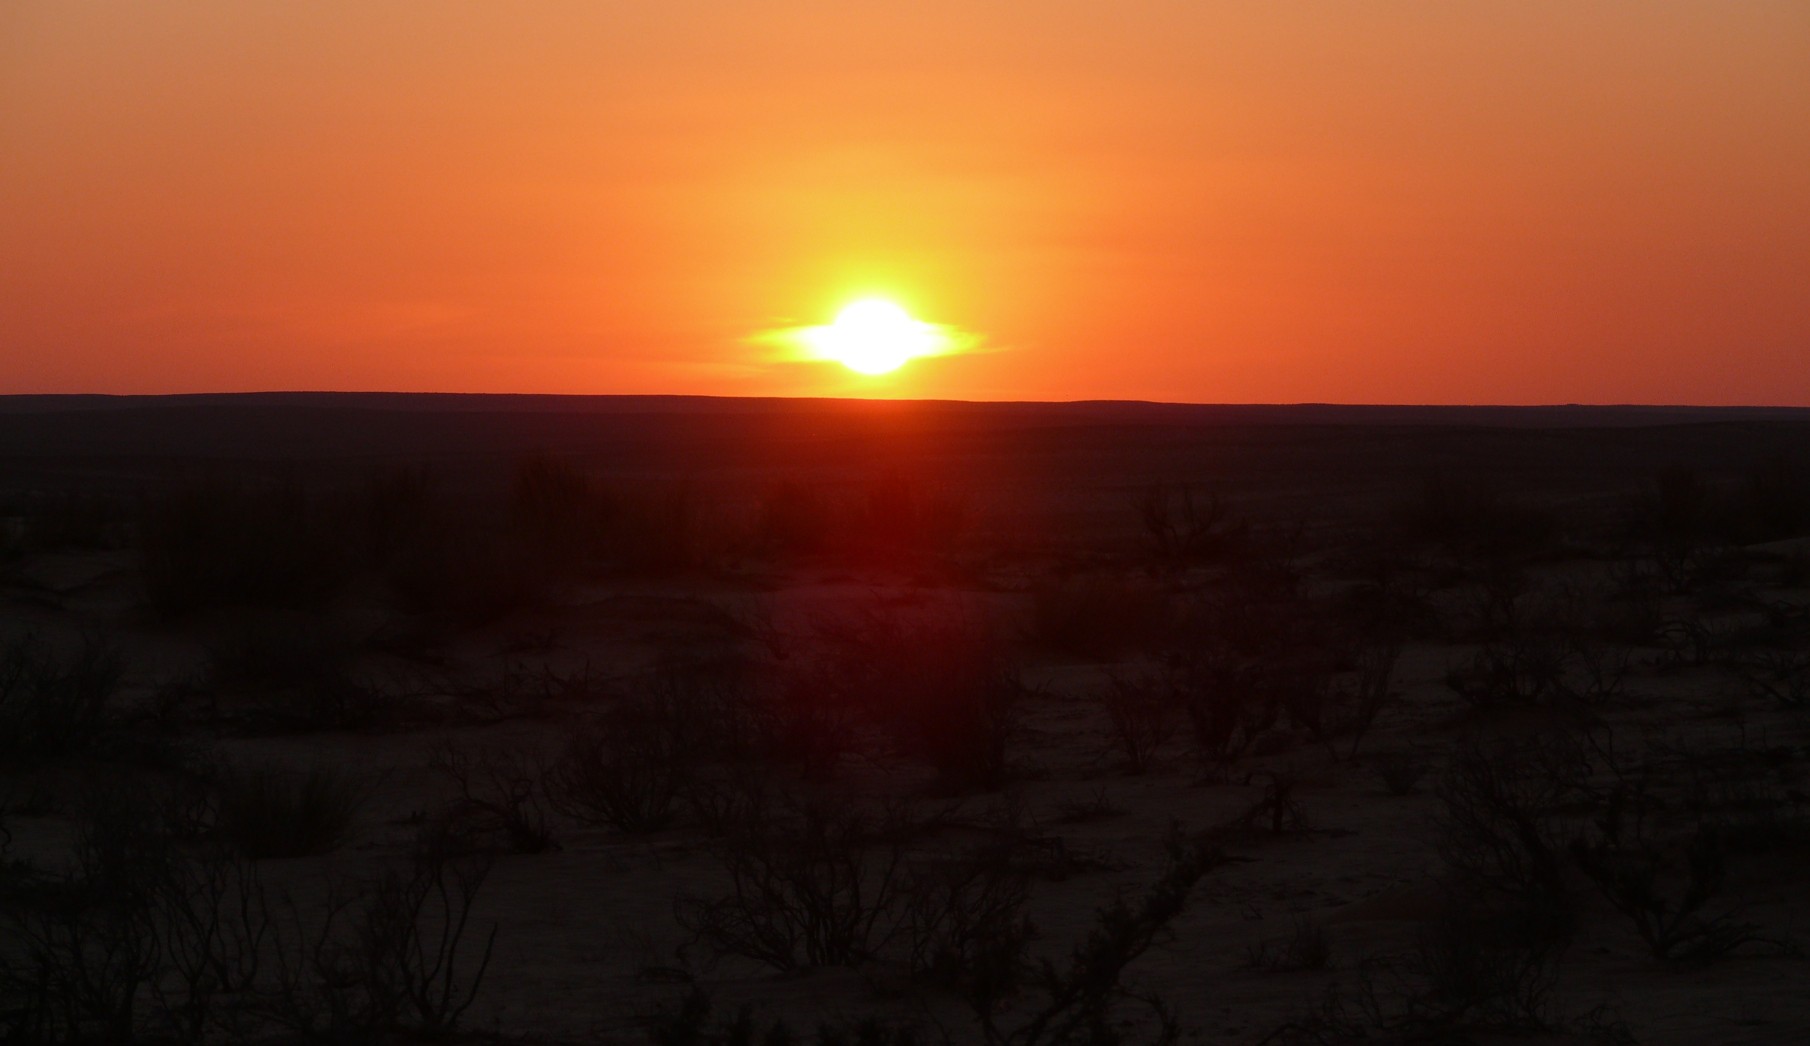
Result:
[2, 399, 1808, 1044]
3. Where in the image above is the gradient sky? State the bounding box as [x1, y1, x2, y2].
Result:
[3, 2, 1807, 402]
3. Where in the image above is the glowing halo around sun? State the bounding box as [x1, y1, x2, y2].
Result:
[767, 297, 969, 376]
[802, 299, 941, 374]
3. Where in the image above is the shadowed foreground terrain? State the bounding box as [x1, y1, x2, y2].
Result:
[3, 394, 1809, 1044]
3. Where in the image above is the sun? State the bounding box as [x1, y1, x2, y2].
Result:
[800, 298, 948, 375]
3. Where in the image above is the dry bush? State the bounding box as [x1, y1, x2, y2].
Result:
[0, 633, 121, 760]
[1027, 574, 1172, 661]
[647, 990, 926, 1046]
[13, 492, 127, 553]
[428, 742, 557, 854]
[1284, 636, 1401, 760]
[545, 658, 753, 833]
[353, 464, 441, 569]
[965, 827, 1226, 1046]
[262, 828, 498, 1041]
[1369, 750, 1432, 796]
[674, 795, 923, 971]
[1393, 473, 1558, 559]
[545, 710, 685, 835]
[1569, 770, 1789, 962]
[1372, 903, 1565, 1037]
[775, 605, 1027, 790]
[1434, 736, 1596, 946]
[752, 479, 837, 554]
[137, 481, 354, 618]
[759, 659, 867, 781]
[0, 798, 171, 1043]
[2, 793, 285, 1043]
[855, 471, 969, 559]
[1734, 647, 1810, 709]
[207, 622, 399, 732]
[675, 794, 1036, 983]
[382, 523, 545, 626]
[509, 452, 612, 569]
[207, 762, 370, 860]
[1245, 917, 1331, 972]
[1233, 771, 1310, 836]
[749, 473, 966, 563]
[1670, 738, 1810, 856]
[1138, 482, 1246, 567]
[612, 483, 713, 576]
[1150, 566, 1350, 775]
[1444, 624, 1629, 716]
[1101, 670, 1179, 774]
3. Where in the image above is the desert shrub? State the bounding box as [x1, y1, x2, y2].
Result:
[906, 842, 1036, 995]
[647, 990, 926, 1046]
[1613, 463, 1751, 595]
[0, 633, 122, 759]
[1652, 610, 1737, 669]
[1734, 455, 1810, 541]
[1369, 750, 1432, 796]
[137, 480, 354, 617]
[1100, 670, 1179, 774]
[384, 523, 545, 626]
[902, 662, 1028, 793]
[1394, 473, 1557, 558]
[16, 492, 127, 552]
[208, 762, 369, 859]
[0, 794, 495, 1044]
[1569, 776, 1786, 962]
[1245, 917, 1331, 972]
[675, 796, 922, 971]
[856, 471, 968, 559]
[963, 827, 1225, 1046]
[440, 655, 615, 724]
[1670, 739, 1810, 855]
[1780, 548, 1810, 588]
[680, 766, 775, 839]
[208, 621, 396, 732]
[257, 825, 497, 1042]
[675, 794, 1035, 982]
[780, 605, 1026, 790]
[620, 484, 716, 575]
[1137, 482, 1246, 567]
[1434, 736, 1595, 946]
[545, 706, 686, 834]
[0, 792, 272, 1044]
[1444, 634, 1566, 711]
[1232, 771, 1310, 836]
[1444, 624, 1628, 716]
[1734, 648, 1810, 709]
[759, 660, 866, 780]
[428, 742, 557, 853]
[1160, 585, 1330, 775]
[752, 479, 836, 555]
[510, 453, 610, 565]
[543, 658, 756, 832]
[1026, 574, 1171, 661]
[1390, 901, 1563, 1035]
[631, 654, 760, 762]
[352, 464, 442, 567]
[1284, 635, 1401, 760]
[0, 797, 171, 1043]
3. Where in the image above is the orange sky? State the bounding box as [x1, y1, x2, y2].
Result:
[3, 2, 1807, 403]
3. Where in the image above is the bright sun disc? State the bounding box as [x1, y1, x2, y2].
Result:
[802, 299, 946, 374]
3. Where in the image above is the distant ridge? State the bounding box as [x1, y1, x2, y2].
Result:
[3, 392, 1809, 428]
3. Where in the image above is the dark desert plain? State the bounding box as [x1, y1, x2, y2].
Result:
[4, 394, 1810, 1044]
